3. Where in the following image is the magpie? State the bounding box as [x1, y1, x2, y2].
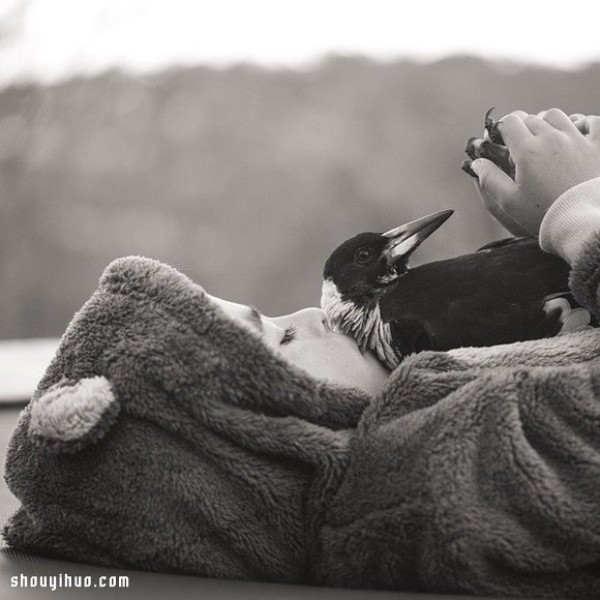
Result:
[321, 210, 577, 369]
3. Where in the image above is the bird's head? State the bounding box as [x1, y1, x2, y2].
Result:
[322, 209, 454, 307]
[321, 208, 453, 361]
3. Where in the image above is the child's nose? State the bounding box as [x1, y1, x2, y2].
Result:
[271, 308, 329, 336]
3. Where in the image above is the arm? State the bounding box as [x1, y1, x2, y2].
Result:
[539, 177, 600, 264]
[539, 177, 600, 319]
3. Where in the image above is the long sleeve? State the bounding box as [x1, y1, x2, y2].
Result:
[539, 176, 600, 265]
[539, 177, 600, 318]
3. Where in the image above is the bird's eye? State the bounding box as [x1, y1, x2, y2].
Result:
[354, 247, 374, 265]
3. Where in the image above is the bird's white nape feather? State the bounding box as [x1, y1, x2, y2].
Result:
[320, 278, 400, 369]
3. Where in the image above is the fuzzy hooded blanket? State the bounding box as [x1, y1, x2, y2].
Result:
[5, 255, 600, 599]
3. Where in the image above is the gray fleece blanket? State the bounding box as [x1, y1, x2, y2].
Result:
[4, 255, 600, 599]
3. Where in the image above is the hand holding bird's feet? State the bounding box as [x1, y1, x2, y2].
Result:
[464, 109, 600, 236]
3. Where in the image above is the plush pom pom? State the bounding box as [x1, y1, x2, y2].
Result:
[28, 376, 119, 453]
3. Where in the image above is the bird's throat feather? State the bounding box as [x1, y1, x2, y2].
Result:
[321, 279, 400, 369]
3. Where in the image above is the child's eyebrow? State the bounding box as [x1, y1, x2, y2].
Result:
[247, 307, 264, 332]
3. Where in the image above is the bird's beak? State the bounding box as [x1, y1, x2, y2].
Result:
[382, 209, 454, 265]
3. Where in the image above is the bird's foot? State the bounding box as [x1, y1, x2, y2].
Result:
[462, 109, 515, 179]
[461, 158, 478, 178]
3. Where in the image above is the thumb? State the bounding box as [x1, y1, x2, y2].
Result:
[472, 158, 531, 237]
[471, 158, 516, 201]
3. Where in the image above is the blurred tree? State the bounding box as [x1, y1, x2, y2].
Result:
[1, 56, 599, 338]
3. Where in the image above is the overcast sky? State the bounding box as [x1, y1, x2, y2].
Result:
[1, 0, 600, 86]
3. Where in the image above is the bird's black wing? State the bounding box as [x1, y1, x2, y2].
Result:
[383, 240, 572, 355]
[476, 237, 528, 252]
[388, 298, 565, 356]
[388, 317, 437, 356]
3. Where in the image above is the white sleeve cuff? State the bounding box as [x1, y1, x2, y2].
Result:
[539, 177, 600, 265]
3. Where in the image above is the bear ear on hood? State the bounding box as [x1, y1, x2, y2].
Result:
[28, 376, 120, 454]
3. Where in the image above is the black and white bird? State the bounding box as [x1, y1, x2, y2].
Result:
[321, 210, 584, 369]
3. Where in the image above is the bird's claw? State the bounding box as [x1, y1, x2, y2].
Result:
[463, 137, 482, 178]
[465, 137, 479, 160]
[461, 158, 478, 179]
[484, 107, 505, 145]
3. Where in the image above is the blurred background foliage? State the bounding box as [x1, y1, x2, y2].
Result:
[1, 55, 600, 339]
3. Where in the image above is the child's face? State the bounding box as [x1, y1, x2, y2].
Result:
[208, 295, 390, 395]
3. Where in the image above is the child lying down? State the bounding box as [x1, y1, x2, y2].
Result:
[4, 109, 600, 599]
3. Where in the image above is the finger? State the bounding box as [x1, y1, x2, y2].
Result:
[467, 137, 484, 158]
[486, 110, 527, 142]
[542, 108, 579, 133]
[475, 189, 531, 237]
[523, 115, 553, 135]
[573, 119, 590, 135]
[472, 162, 531, 237]
[586, 117, 600, 141]
[543, 297, 571, 318]
[503, 110, 529, 120]
[573, 117, 591, 134]
[497, 113, 532, 147]
[561, 307, 591, 331]
[574, 116, 600, 140]
[564, 307, 592, 331]
[472, 158, 517, 204]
